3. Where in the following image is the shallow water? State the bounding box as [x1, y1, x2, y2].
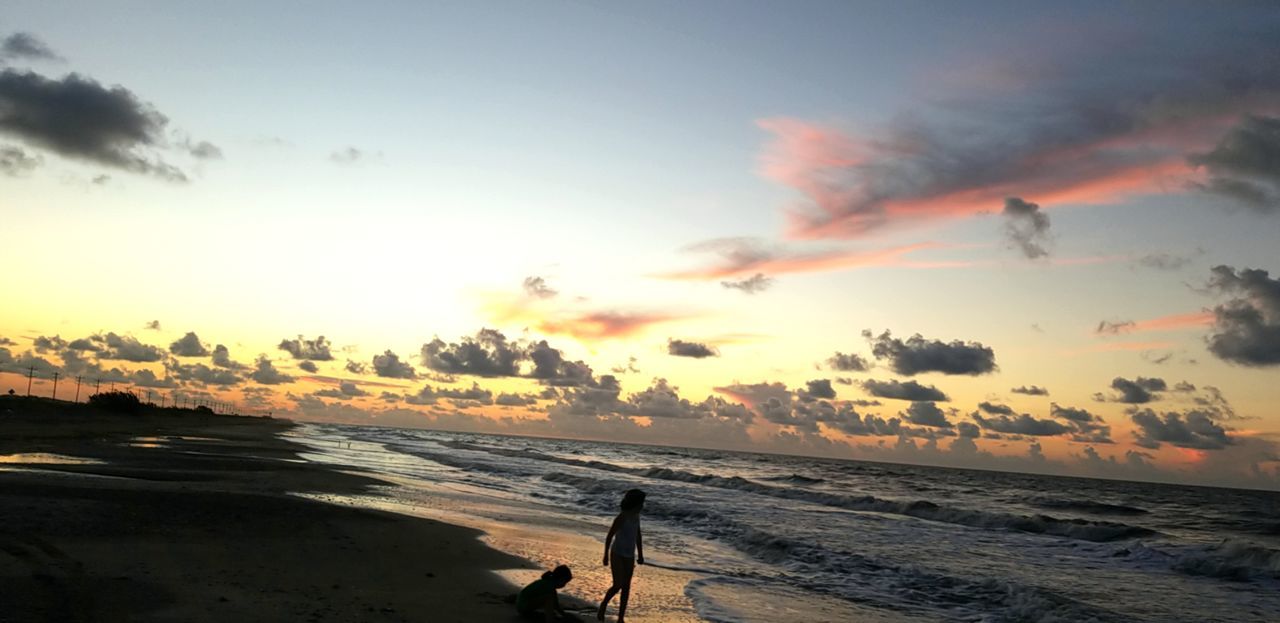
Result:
[291, 423, 1280, 622]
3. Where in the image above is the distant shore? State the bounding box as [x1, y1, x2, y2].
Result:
[0, 396, 540, 622]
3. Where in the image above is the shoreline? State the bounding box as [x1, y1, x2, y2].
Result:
[0, 397, 545, 622]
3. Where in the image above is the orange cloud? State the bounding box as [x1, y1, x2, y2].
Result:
[657, 240, 947, 280]
[1132, 311, 1214, 333]
[536, 311, 689, 340]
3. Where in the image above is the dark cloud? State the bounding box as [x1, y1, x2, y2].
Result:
[902, 401, 952, 428]
[610, 356, 640, 375]
[32, 335, 67, 353]
[1189, 116, 1280, 213]
[66, 338, 99, 352]
[1130, 408, 1233, 450]
[527, 340, 595, 387]
[96, 332, 165, 362]
[1, 33, 62, 62]
[0, 70, 189, 181]
[861, 379, 948, 402]
[144, 320, 162, 330]
[0, 144, 40, 175]
[667, 339, 719, 359]
[522, 276, 558, 299]
[314, 381, 368, 400]
[978, 401, 1014, 415]
[974, 413, 1071, 437]
[1109, 376, 1167, 404]
[1011, 385, 1049, 396]
[1095, 320, 1135, 335]
[372, 350, 417, 379]
[277, 335, 334, 361]
[169, 331, 210, 357]
[866, 330, 996, 376]
[249, 356, 294, 385]
[298, 360, 319, 373]
[957, 421, 980, 439]
[496, 392, 538, 407]
[1049, 403, 1113, 444]
[1002, 197, 1051, 259]
[803, 379, 836, 400]
[211, 344, 246, 370]
[169, 361, 242, 386]
[421, 329, 522, 377]
[1205, 265, 1280, 366]
[344, 359, 367, 375]
[827, 352, 870, 372]
[720, 273, 774, 294]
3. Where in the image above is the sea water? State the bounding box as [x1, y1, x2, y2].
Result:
[290, 423, 1280, 622]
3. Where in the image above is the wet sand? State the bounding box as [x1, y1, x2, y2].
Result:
[0, 397, 544, 622]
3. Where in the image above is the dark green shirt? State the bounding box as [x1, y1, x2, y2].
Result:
[516, 577, 556, 613]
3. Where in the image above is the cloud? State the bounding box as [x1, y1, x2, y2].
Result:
[610, 356, 640, 375]
[422, 329, 522, 377]
[169, 361, 242, 386]
[977, 401, 1014, 415]
[902, 401, 953, 428]
[720, 273, 774, 294]
[803, 379, 836, 400]
[277, 335, 334, 361]
[314, 381, 369, 400]
[144, 320, 161, 330]
[1108, 376, 1167, 404]
[660, 237, 945, 280]
[522, 276, 558, 299]
[827, 352, 870, 372]
[330, 147, 376, 164]
[861, 379, 948, 402]
[0, 144, 40, 175]
[1096, 312, 1214, 336]
[1095, 320, 1135, 335]
[1205, 265, 1280, 366]
[32, 335, 67, 353]
[372, 350, 418, 379]
[1049, 403, 1114, 444]
[249, 356, 294, 385]
[1011, 385, 1049, 396]
[168, 331, 210, 357]
[1, 33, 62, 62]
[537, 310, 686, 340]
[96, 332, 165, 362]
[1130, 408, 1233, 450]
[1134, 252, 1196, 271]
[667, 339, 719, 359]
[496, 392, 538, 407]
[974, 413, 1071, 437]
[526, 340, 596, 387]
[1001, 197, 1051, 259]
[211, 344, 247, 370]
[184, 139, 222, 160]
[344, 359, 367, 374]
[298, 360, 319, 373]
[1189, 116, 1280, 213]
[865, 330, 997, 376]
[0, 70, 189, 181]
[756, 12, 1280, 240]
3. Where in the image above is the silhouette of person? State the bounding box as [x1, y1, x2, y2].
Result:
[598, 489, 645, 622]
[517, 564, 573, 621]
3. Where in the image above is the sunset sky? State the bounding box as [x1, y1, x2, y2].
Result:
[3, 1, 1279, 489]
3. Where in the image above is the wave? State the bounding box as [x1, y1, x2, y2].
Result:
[761, 473, 825, 485]
[1030, 497, 1149, 516]
[545, 471, 1125, 621]
[1172, 540, 1280, 581]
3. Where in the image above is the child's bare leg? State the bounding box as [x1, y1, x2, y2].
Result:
[598, 586, 619, 621]
[618, 583, 631, 622]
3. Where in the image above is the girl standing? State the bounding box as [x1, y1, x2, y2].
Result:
[597, 489, 645, 622]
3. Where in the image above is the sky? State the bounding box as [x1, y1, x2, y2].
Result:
[2, 1, 1280, 489]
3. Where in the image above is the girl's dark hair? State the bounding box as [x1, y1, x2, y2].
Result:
[620, 488, 646, 511]
[542, 565, 572, 583]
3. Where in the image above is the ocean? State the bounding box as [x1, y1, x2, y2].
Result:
[290, 423, 1280, 622]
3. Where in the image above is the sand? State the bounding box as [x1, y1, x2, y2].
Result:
[0, 396, 553, 623]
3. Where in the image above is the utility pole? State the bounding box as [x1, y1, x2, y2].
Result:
[94, 379, 100, 395]
[51, 372, 59, 400]
[75, 376, 83, 402]
[26, 366, 34, 396]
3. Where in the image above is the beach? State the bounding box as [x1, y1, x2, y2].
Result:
[0, 397, 540, 623]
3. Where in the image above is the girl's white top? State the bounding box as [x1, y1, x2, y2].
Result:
[610, 514, 640, 559]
